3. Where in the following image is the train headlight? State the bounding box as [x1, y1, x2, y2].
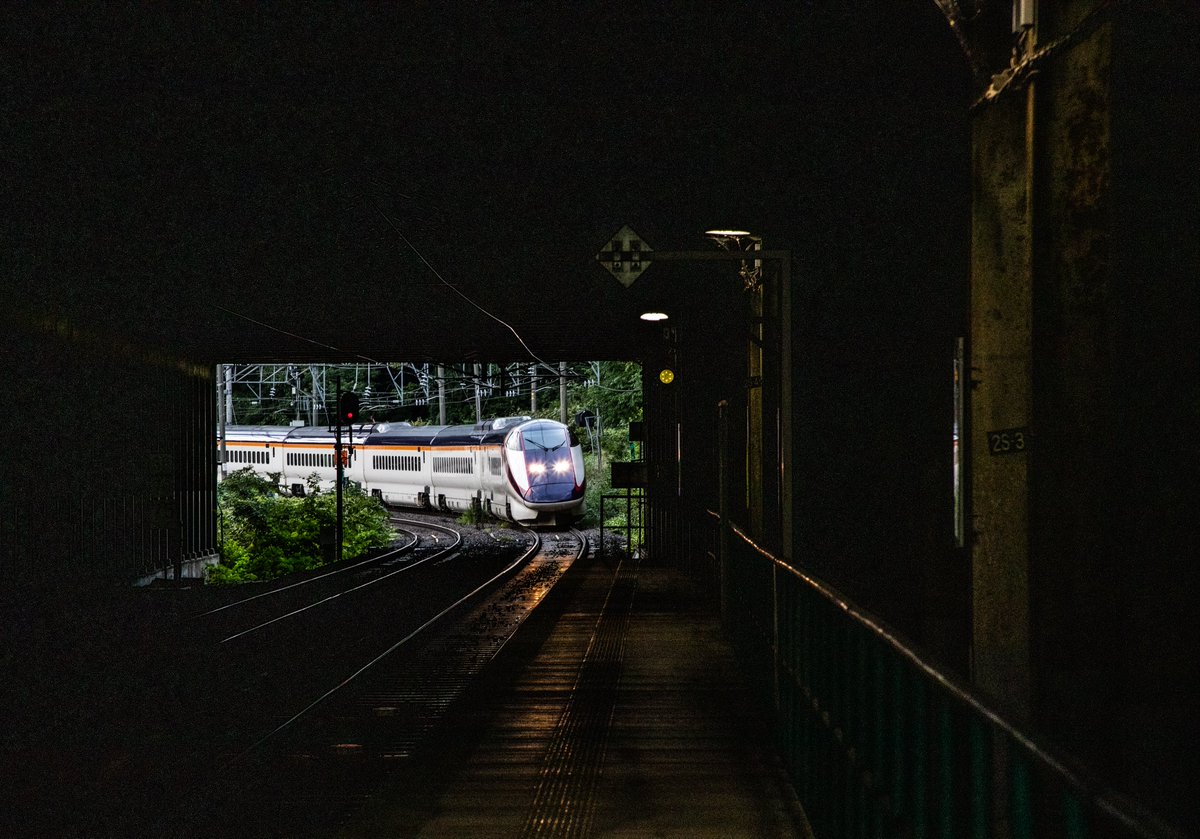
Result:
[553, 459, 570, 474]
[528, 462, 546, 476]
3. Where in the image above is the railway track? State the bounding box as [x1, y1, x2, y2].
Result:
[155, 521, 588, 838]
[195, 515, 466, 644]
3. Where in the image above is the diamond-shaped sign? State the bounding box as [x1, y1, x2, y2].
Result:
[596, 225, 653, 287]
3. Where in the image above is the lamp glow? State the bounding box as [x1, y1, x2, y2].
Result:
[640, 311, 669, 321]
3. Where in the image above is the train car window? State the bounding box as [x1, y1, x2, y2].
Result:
[433, 456, 473, 474]
[374, 454, 420, 471]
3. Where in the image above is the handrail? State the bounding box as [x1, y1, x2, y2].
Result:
[708, 508, 1187, 839]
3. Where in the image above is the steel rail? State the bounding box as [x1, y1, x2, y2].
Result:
[218, 518, 463, 644]
[228, 525, 549, 761]
[195, 525, 420, 617]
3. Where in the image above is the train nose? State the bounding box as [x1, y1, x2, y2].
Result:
[523, 457, 580, 502]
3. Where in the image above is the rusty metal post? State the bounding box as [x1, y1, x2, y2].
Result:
[747, 245, 764, 539]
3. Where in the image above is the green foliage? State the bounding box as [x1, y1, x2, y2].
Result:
[573, 361, 643, 429]
[579, 456, 610, 528]
[456, 501, 487, 528]
[209, 468, 394, 585]
[558, 362, 643, 529]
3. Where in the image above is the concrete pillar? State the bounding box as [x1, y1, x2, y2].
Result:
[968, 0, 1118, 725]
[968, 32, 1037, 721]
[969, 2, 1200, 819]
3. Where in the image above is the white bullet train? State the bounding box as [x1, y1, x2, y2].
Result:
[218, 416, 586, 527]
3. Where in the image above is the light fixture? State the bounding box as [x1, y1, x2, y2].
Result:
[705, 228, 763, 290]
[705, 228, 760, 250]
[640, 311, 669, 322]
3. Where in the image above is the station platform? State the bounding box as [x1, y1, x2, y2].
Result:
[338, 551, 813, 838]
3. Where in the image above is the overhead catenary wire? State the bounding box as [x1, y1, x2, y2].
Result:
[377, 209, 554, 369]
[214, 305, 384, 365]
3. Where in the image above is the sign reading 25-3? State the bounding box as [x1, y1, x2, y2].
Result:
[987, 426, 1030, 456]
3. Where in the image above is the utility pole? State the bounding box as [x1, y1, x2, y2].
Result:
[437, 364, 446, 424]
[559, 361, 567, 425]
[334, 375, 344, 565]
[474, 363, 483, 423]
[293, 366, 302, 425]
[530, 364, 538, 413]
[308, 364, 321, 425]
[217, 364, 227, 477]
[224, 364, 234, 426]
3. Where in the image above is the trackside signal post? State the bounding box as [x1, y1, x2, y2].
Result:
[334, 383, 360, 565]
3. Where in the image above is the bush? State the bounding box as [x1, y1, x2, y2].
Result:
[209, 468, 394, 584]
[457, 502, 488, 528]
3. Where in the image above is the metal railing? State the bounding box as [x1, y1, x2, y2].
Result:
[712, 511, 1187, 839]
[598, 489, 645, 561]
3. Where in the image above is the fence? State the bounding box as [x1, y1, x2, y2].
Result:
[714, 512, 1186, 839]
[598, 489, 646, 562]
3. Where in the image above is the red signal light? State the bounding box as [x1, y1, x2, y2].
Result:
[338, 392, 360, 425]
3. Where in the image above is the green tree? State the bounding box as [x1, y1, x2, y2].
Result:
[209, 468, 394, 584]
[563, 362, 643, 528]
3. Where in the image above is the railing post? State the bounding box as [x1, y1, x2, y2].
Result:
[1063, 790, 1088, 839]
[892, 657, 908, 826]
[1011, 748, 1034, 839]
[871, 641, 888, 835]
[772, 562, 781, 711]
[717, 400, 731, 622]
[937, 695, 956, 839]
[970, 716, 991, 839]
[913, 676, 929, 838]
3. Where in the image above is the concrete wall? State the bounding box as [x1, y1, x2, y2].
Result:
[0, 318, 216, 593]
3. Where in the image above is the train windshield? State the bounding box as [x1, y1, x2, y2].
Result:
[508, 421, 570, 452]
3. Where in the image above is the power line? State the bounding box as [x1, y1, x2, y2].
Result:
[214, 305, 384, 364]
[376, 209, 554, 368]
